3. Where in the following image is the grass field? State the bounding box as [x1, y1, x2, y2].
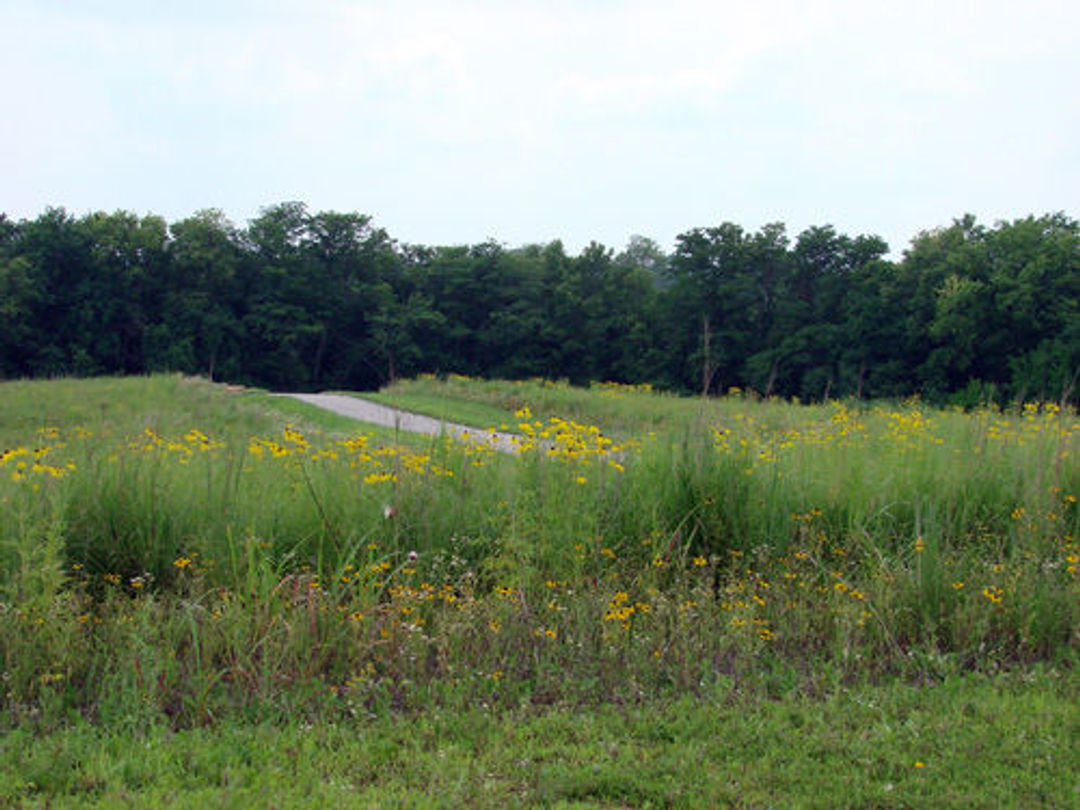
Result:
[1, 374, 1077, 807]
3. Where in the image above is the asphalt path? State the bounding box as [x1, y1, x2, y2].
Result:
[278, 393, 523, 454]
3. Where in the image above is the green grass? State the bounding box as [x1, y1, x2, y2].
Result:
[1, 672, 1075, 808]
[376, 374, 837, 436]
[0, 375, 277, 447]
[0, 374, 438, 450]
[0, 373, 1077, 806]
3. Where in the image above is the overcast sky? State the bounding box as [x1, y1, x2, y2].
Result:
[3, 0, 1078, 257]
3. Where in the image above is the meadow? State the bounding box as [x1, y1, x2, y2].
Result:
[0, 374, 1077, 808]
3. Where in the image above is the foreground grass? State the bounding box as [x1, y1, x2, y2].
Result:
[1, 374, 1077, 806]
[3, 672, 1075, 809]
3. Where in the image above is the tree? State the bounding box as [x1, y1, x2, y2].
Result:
[665, 223, 789, 395]
[151, 209, 246, 379]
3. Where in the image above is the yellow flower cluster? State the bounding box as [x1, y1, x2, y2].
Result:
[245, 426, 455, 482]
[131, 426, 225, 460]
[710, 399, 1079, 471]
[510, 408, 628, 468]
[1, 430, 78, 482]
[979, 401, 1078, 447]
[603, 589, 653, 628]
[592, 380, 654, 398]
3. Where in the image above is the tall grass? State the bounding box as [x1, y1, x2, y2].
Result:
[0, 374, 1076, 730]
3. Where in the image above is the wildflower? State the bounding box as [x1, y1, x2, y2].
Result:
[605, 606, 634, 622]
[407, 550, 418, 561]
[173, 556, 192, 569]
[951, 581, 965, 590]
[914, 537, 925, 554]
[365, 473, 397, 485]
[692, 556, 708, 567]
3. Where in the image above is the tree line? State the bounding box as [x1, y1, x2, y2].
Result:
[1, 203, 1077, 404]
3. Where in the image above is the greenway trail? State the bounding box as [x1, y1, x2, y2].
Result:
[278, 393, 522, 454]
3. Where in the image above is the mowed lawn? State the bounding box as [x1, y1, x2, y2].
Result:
[2, 673, 1076, 809]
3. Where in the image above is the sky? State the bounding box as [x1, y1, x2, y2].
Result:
[2, 0, 1078, 257]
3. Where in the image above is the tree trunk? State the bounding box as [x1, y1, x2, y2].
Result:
[702, 314, 714, 397]
[312, 326, 328, 386]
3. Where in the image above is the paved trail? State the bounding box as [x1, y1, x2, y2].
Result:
[278, 393, 522, 454]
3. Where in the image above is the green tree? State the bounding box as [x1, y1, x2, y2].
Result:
[150, 209, 246, 379]
[665, 223, 789, 395]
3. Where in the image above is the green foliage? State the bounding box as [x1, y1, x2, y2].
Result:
[3, 204, 1076, 403]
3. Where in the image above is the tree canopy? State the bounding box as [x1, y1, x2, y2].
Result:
[1, 204, 1076, 404]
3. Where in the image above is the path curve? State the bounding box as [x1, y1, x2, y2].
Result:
[277, 393, 523, 454]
